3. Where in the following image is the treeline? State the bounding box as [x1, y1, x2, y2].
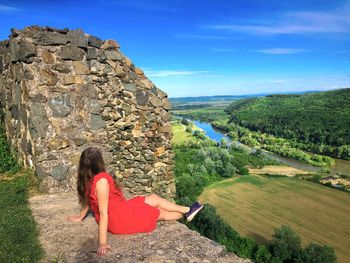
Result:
[174, 139, 336, 262]
[172, 103, 214, 110]
[225, 88, 350, 159]
[173, 108, 228, 123]
[212, 119, 334, 167]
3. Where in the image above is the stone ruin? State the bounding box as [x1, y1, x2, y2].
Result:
[0, 26, 175, 198]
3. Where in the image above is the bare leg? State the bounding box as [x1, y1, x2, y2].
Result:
[145, 194, 190, 214]
[157, 208, 183, 221]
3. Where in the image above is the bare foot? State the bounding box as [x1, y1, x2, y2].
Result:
[67, 215, 82, 222]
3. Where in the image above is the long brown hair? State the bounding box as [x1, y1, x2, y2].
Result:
[77, 147, 106, 206]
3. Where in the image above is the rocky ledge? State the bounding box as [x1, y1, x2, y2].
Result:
[29, 192, 250, 263]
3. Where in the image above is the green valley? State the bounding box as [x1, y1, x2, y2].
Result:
[171, 89, 350, 263]
[225, 89, 350, 159]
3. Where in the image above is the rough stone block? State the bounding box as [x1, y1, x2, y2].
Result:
[48, 94, 73, 117]
[88, 35, 103, 48]
[33, 30, 68, 45]
[91, 114, 106, 130]
[58, 44, 85, 60]
[67, 29, 88, 48]
[50, 165, 69, 181]
[10, 39, 37, 62]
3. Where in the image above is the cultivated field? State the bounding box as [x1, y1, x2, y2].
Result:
[199, 175, 350, 263]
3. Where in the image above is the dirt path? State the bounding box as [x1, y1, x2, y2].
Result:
[29, 192, 250, 263]
[249, 165, 311, 177]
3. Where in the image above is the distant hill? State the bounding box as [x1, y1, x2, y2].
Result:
[169, 91, 319, 110]
[169, 95, 258, 110]
[225, 88, 350, 147]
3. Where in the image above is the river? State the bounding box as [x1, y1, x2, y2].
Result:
[191, 119, 350, 176]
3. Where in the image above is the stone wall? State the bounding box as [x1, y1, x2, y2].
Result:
[0, 26, 175, 197]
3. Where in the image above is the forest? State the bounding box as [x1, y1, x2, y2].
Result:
[225, 88, 350, 159]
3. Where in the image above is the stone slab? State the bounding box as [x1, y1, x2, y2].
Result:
[29, 192, 250, 263]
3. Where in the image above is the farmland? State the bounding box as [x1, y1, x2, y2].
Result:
[199, 174, 350, 263]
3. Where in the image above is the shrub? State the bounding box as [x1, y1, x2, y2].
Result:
[270, 225, 302, 262]
[181, 117, 189, 125]
[0, 125, 20, 174]
[303, 243, 336, 263]
[238, 166, 249, 175]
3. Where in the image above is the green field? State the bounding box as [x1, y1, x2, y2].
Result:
[170, 121, 203, 145]
[199, 175, 350, 263]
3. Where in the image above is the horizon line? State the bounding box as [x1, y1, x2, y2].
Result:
[168, 89, 322, 99]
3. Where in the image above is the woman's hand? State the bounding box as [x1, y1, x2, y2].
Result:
[97, 244, 112, 256]
[67, 215, 82, 222]
[67, 205, 89, 222]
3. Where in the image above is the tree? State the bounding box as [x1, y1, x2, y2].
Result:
[303, 243, 336, 263]
[238, 166, 249, 175]
[311, 174, 322, 183]
[175, 173, 196, 199]
[185, 126, 192, 133]
[181, 117, 189, 125]
[220, 137, 229, 149]
[224, 163, 236, 177]
[270, 225, 302, 262]
[193, 130, 206, 140]
[253, 245, 273, 263]
[253, 148, 263, 156]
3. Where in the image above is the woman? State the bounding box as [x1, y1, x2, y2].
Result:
[68, 147, 203, 256]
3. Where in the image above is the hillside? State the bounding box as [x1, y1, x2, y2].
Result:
[169, 91, 314, 110]
[225, 89, 350, 156]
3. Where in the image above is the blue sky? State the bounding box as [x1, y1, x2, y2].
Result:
[1, 0, 349, 97]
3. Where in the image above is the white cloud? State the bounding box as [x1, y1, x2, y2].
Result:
[208, 4, 350, 35]
[255, 48, 308, 55]
[0, 4, 20, 12]
[144, 69, 209, 77]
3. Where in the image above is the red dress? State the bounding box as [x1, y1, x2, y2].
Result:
[88, 172, 160, 234]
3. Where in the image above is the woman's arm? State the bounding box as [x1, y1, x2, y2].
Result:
[95, 178, 112, 256]
[79, 205, 89, 220]
[67, 204, 89, 222]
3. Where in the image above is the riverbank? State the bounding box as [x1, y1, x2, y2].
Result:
[173, 110, 350, 176]
[170, 120, 204, 145]
[174, 115, 350, 191]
